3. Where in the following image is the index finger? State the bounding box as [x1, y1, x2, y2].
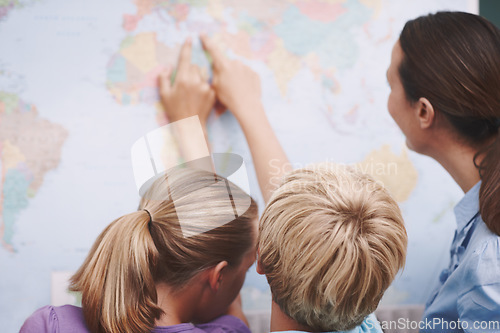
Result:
[177, 37, 192, 73]
[200, 34, 225, 69]
[158, 66, 172, 90]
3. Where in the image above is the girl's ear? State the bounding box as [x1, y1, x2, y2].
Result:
[207, 261, 228, 291]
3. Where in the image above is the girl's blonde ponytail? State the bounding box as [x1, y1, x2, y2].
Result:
[70, 210, 162, 333]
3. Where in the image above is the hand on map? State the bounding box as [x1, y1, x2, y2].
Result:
[159, 35, 262, 126]
[200, 34, 262, 123]
[159, 37, 215, 124]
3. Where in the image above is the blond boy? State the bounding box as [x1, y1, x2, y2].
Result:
[257, 164, 407, 332]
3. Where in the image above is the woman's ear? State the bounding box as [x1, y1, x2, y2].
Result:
[417, 97, 435, 129]
[208, 261, 228, 291]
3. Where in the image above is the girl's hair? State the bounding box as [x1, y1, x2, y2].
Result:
[69, 168, 257, 333]
[399, 11, 500, 235]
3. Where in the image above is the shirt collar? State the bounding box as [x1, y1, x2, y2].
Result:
[453, 181, 481, 232]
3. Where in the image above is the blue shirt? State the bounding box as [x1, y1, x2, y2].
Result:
[422, 182, 500, 333]
[276, 313, 382, 333]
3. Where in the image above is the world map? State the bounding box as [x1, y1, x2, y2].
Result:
[0, 91, 67, 252]
[0, 0, 473, 331]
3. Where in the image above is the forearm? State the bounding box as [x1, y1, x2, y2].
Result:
[199, 35, 284, 200]
[169, 116, 213, 172]
[235, 103, 290, 203]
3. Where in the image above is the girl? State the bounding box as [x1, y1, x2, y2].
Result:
[21, 168, 258, 333]
[21, 41, 258, 333]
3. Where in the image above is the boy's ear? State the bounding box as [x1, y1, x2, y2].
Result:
[208, 261, 228, 291]
[417, 97, 435, 129]
[256, 249, 265, 275]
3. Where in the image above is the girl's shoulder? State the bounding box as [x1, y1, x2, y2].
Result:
[153, 315, 251, 333]
[21, 306, 250, 333]
[152, 315, 251, 333]
[195, 315, 251, 333]
[20, 305, 89, 333]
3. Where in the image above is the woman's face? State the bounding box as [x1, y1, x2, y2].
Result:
[386, 41, 422, 152]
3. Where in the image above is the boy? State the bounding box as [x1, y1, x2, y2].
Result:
[257, 163, 407, 332]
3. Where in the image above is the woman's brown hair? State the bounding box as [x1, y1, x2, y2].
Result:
[69, 168, 257, 333]
[399, 11, 500, 235]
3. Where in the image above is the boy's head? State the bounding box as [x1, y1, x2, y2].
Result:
[257, 163, 407, 332]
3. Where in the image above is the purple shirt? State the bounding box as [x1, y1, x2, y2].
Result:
[20, 305, 251, 333]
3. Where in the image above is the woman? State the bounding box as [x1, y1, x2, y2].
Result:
[389, 12, 500, 331]
[194, 11, 500, 332]
[20, 42, 258, 331]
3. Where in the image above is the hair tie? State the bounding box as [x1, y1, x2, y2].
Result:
[143, 209, 153, 226]
[495, 118, 500, 128]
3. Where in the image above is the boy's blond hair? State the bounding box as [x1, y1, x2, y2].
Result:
[258, 163, 407, 331]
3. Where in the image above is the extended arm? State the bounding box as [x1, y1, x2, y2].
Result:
[158, 38, 250, 326]
[201, 35, 290, 203]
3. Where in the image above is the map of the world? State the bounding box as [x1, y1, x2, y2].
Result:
[0, 0, 475, 331]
